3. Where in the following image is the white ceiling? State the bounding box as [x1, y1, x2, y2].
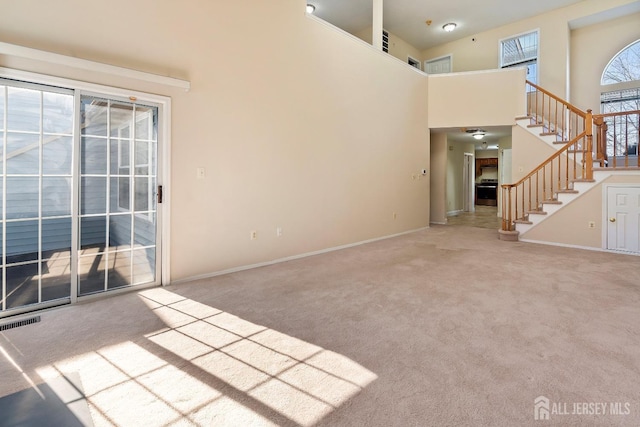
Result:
[311, 0, 587, 51]
[434, 126, 512, 150]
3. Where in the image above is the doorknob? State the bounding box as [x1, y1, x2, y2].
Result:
[609, 217, 616, 222]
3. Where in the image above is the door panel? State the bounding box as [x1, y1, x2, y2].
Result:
[0, 81, 161, 317]
[0, 82, 74, 314]
[607, 187, 640, 253]
[425, 56, 451, 74]
[78, 95, 158, 297]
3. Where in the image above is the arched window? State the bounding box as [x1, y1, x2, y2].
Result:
[601, 39, 640, 85]
[600, 40, 639, 158]
[601, 40, 640, 114]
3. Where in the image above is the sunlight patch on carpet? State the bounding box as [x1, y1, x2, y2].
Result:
[35, 288, 377, 426]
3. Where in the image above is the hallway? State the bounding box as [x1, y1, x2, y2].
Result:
[447, 206, 501, 229]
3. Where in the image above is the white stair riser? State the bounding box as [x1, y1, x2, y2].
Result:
[541, 204, 562, 215]
[518, 120, 565, 150]
[515, 223, 534, 234]
[556, 193, 580, 204]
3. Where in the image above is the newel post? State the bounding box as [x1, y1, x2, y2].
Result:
[585, 109, 593, 180]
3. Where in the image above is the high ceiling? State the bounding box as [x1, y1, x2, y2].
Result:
[311, 0, 587, 51]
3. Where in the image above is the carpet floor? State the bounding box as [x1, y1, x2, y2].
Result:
[0, 225, 639, 426]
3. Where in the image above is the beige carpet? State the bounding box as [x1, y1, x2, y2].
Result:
[1, 225, 639, 426]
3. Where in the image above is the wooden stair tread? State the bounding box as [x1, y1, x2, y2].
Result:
[540, 132, 557, 136]
[571, 178, 596, 183]
[513, 219, 533, 224]
[557, 189, 579, 194]
[542, 199, 562, 205]
[527, 124, 544, 128]
[552, 140, 571, 144]
[515, 115, 532, 120]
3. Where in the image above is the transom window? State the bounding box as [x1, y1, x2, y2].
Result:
[500, 30, 539, 86]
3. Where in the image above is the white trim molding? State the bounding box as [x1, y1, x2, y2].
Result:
[171, 227, 429, 285]
[0, 42, 190, 91]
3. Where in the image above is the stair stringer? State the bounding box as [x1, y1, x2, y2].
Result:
[515, 170, 610, 236]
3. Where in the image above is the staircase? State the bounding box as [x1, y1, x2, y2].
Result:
[499, 81, 640, 241]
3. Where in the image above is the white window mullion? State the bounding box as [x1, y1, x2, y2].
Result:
[70, 91, 81, 303]
[38, 91, 43, 304]
[104, 100, 111, 292]
[130, 104, 136, 285]
[1, 86, 6, 311]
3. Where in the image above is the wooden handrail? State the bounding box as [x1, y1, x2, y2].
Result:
[503, 131, 587, 191]
[526, 81, 587, 117]
[503, 82, 638, 233]
[502, 81, 593, 232]
[525, 81, 587, 143]
[501, 131, 590, 231]
[593, 110, 640, 119]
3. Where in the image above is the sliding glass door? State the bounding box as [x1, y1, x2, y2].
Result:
[0, 81, 161, 317]
[78, 96, 158, 296]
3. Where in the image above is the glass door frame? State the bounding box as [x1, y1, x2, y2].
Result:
[0, 67, 171, 316]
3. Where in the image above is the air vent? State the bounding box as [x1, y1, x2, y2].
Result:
[0, 316, 41, 331]
[382, 30, 389, 53]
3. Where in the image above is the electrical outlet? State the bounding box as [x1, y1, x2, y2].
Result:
[276, 227, 283, 237]
[250, 230, 257, 240]
[588, 221, 596, 229]
[196, 167, 206, 179]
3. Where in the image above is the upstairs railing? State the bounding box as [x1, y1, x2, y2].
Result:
[593, 110, 640, 168]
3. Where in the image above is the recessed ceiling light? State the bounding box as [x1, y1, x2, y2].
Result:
[306, 4, 315, 14]
[442, 23, 457, 32]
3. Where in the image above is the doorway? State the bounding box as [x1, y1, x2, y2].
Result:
[424, 55, 452, 74]
[0, 80, 162, 317]
[606, 186, 640, 254]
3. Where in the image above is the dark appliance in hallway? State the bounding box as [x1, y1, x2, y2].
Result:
[476, 179, 498, 206]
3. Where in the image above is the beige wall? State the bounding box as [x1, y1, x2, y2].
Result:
[511, 126, 557, 183]
[430, 133, 448, 223]
[427, 68, 527, 129]
[422, 0, 639, 98]
[355, 27, 423, 68]
[522, 174, 640, 248]
[570, 12, 640, 112]
[0, 0, 430, 282]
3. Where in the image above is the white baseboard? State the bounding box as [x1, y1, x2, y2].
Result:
[519, 238, 640, 257]
[447, 210, 463, 216]
[171, 226, 430, 285]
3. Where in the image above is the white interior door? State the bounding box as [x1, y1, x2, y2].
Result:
[425, 56, 452, 74]
[463, 153, 474, 212]
[607, 186, 640, 253]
